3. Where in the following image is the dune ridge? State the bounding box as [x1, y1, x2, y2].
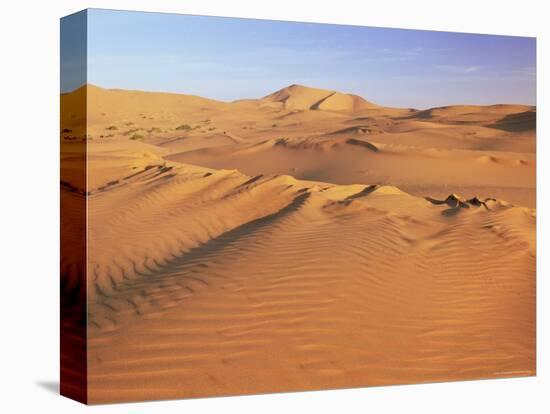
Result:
[261, 84, 377, 112]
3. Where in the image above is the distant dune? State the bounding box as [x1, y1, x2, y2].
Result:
[261, 84, 378, 112]
[61, 84, 536, 403]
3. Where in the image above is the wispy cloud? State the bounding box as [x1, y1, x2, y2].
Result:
[89, 45, 429, 75]
[394, 67, 536, 84]
[436, 65, 482, 74]
[508, 66, 536, 79]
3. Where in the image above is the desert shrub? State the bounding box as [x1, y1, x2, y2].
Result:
[106, 125, 118, 130]
[124, 128, 142, 136]
[175, 124, 192, 131]
[130, 133, 145, 140]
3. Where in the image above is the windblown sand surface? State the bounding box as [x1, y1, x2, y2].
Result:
[61, 84, 536, 403]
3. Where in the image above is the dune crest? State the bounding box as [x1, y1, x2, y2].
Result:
[261, 84, 377, 112]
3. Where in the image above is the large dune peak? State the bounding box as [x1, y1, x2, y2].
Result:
[261, 84, 376, 112]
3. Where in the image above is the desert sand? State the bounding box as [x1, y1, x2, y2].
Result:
[61, 84, 535, 403]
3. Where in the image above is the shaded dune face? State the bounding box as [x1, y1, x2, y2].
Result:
[60, 85, 536, 403]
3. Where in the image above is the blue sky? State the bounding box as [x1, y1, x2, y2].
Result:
[64, 9, 536, 108]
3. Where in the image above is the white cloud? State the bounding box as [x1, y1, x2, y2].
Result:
[436, 65, 482, 73]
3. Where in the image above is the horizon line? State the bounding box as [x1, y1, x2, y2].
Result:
[62, 82, 537, 110]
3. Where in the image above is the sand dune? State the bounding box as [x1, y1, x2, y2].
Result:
[414, 104, 535, 123]
[60, 84, 536, 403]
[77, 148, 534, 403]
[261, 84, 378, 112]
[61, 84, 534, 206]
[168, 137, 534, 207]
[488, 109, 536, 132]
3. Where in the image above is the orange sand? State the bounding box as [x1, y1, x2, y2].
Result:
[61, 84, 536, 403]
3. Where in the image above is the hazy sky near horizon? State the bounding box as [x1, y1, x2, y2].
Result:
[65, 9, 536, 108]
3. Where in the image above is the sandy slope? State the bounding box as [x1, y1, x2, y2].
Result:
[60, 85, 536, 403]
[168, 136, 535, 207]
[83, 146, 534, 403]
